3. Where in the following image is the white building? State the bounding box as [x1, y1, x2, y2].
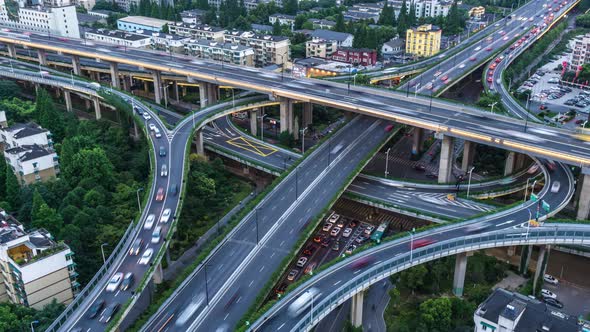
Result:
[184, 39, 255, 66]
[0, 122, 52, 150]
[269, 13, 295, 30]
[223, 30, 290, 67]
[169, 22, 226, 42]
[414, 0, 451, 18]
[310, 29, 353, 48]
[381, 37, 405, 55]
[0, 0, 80, 38]
[0, 209, 78, 309]
[572, 33, 590, 67]
[117, 16, 173, 33]
[84, 28, 151, 48]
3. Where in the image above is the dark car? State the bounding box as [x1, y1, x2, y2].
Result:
[87, 299, 105, 319]
[169, 184, 178, 196]
[129, 238, 143, 256]
[321, 238, 331, 247]
[413, 164, 426, 171]
[303, 245, 315, 256]
[543, 297, 564, 308]
[99, 303, 120, 323]
[120, 272, 134, 291]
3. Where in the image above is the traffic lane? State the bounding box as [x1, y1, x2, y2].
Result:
[193, 118, 390, 332]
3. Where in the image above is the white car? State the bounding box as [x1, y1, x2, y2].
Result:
[144, 214, 155, 230]
[148, 123, 156, 131]
[139, 248, 153, 265]
[161, 164, 168, 177]
[106, 272, 123, 292]
[154, 128, 161, 138]
[459, 63, 466, 69]
[541, 289, 557, 299]
[342, 228, 353, 238]
[474, 46, 482, 51]
[544, 274, 559, 285]
[142, 112, 151, 120]
[151, 226, 162, 244]
[160, 208, 171, 223]
[328, 213, 340, 223]
[551, 181, 561, 193]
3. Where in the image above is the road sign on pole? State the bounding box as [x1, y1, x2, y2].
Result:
[542, 201, 550, 212]
[530, 193, 538, 202]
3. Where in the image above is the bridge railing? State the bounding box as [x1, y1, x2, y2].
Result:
[0, 70, 98, 96]
[44, 220, 140, 332]
[289, 225, 590, 331]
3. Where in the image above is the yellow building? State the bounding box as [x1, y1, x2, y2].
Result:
[405, 24, 442, 57]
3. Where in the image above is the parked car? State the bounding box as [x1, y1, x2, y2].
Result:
[322, 223, 333, 232]
[330, 227, 341, 237]
[544, 274, 559, 285]
[364, 225, 375, 235]
[328, 213, 340, 223]
[303, 245, 315, 256]
[543, 297, 564, 308]
[541, 289, 557, 299]
[287, 269, 299, 281]
[413, 164, 426, 171]
[304, 262, 317, 275]
[342, 228, 353, 238]
[345, 245, 356, 255]
[321, 238, 331, 247]
[106, 272, 123, 292]
[296, 257, 308, 267]
[332, 241, 340, 251]
[313, 235, 323, 243]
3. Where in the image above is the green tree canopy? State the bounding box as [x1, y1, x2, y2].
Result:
[419, 297, 453, 331]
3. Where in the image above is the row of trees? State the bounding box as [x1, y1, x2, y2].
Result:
[0, 300, 64, 332]
[0, 88, 149, 285]
[130, 0, 180, 21]
[376, 0, 465, 36]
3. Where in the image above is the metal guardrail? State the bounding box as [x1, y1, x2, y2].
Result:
[45, 221, 139, 332]
[286, 225, 590, 331]
[0, 71, 99, 96]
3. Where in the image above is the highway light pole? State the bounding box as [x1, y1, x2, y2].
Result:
[100, 243, 108, 264]
[467, 166, 475, 198]
[385, 147, 391, 178]
[524, 179, 537, 202]
[428, 91, 434, 112]
[295, 166, 299, 199]
[255, 208, 260, 244]
[301, 127, 308, 154]
[259, 113, 268, 141]
[488, 102, 498, 114]
[30, 320, 39, 332]
[409, 228, 415, 261]
[524, 92, 531, 132]
[204, 263, 210, 305]
[136, 187, 144, 212]
[527, 209, 532, 239]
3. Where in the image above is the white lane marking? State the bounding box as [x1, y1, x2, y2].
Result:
[333, 280, 342, 286]
[270, 252, 275, 258]
[218, 264, 223, 270]
[278, 323, 286, 330]
[259, 266, 265, 272]
[351, 184, 366, 189]
[373, 260, 382, 265]
[354, 270, 361, 274]
[224, 313, 229, 321]
[114, 290, 120, 297]
[496, 220, 516, 227]
[236, 296, 241, 304]
[280, 240, 285, 247]
[249, 280, 254, 287]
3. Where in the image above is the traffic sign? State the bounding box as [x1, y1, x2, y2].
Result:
[530, 193, 538, 202]
[542, 201, 550, 212]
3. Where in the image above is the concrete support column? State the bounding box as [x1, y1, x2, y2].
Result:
[92, 97, 101, 120]
[199, 82, 209, 107]
[519, 245, 533, 274]
[194, 129, 204, 156]
[461, 141, 476, 172]
[206, 83, 218, 105]
[350, 291, 364, 327]
[250, 108, 259, 136]
[84, 98, 91, 110]
[515, 153, 527, 171]
[109, 62, 120, 89]
[181, 86, 187, 97]
[152, 262, 164, 284]
[452, 252, 468, 297]
[280, 97, 294, 134]
[143, 80, 149, 93]
[303, 102, 313, 128]
[71, 55, 81, 76]
[172, 81, 179, 102]
[63, 90, 73, 112]
[7, 44, 16, 58]
[37, 49, 47, 66]
[532, 245, 548, 294]
[411, 127, 423, 156]
[576, 170, 590, 220]
[504, 151, 516, 176]
[122, 75, 131, 92]
[438, 134, 454, 183]
[152, 70, 162, 104]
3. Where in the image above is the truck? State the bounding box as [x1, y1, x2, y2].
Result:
[370, 222, 388, 244]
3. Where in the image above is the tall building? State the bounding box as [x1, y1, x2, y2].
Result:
[405, 24, 441, 57]
[0, 209, 78, 309]
[572, 33, 590, 67]
[414, 0, 452, 18]
[0, 0, 80, 38]
[474, 288, 580, 332]
[224, 30, 290, 67]
[0, 122, 59, 185]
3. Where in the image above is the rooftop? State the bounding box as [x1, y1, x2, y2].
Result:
[86, 28, 150, 41]
[270, 13, 296, 19]
[185, 38, 254, 51]
[225, 30, 290, 42]
[117, 16, 174, 28]
[0, 209, 25, 245]
[171, 22, 226, 32]
[251, 24, 273, 33]
[3, 122, 47, 139]
[5, 144, 54, 162]
[310, 29, 353, 42]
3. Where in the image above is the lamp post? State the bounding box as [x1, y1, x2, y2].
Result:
[409, 228, 415, 261]
[467, 166, 475, 198]
[414, 83, 421, 98]
[295, 166, 299, 200]
[259, 113, 268, 141]
[301, 127, 308, 154]
[489, 101, 498, 114]
[70, 70, 74, 86]
[277, 54, 285, 81]
[136, 187, 144, 212]
[524, 179, 538, 202]
[255, 208, 260, 244]
[527, 209, 532, 239]
[524, 92, 531, 132]
[347, 65, 352, 95]
[100, 242, 108, 264]
[384, 147, 391, 178]
[204, 263, 210, 305]
[30, 320, 39, 332]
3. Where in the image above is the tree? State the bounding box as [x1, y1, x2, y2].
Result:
[294, 14, 307, 30]
[282, 0, 298, 15]
[379, 1, 395, 26]
[5, 167, 20, 211]
[66, 148, 115, 189]
[195, 0, 209, 9]
[408, 3, 416, 26]
[279, 131, 295, 148]
[444, 0, 464, 35]
[0, 81, 21, 100]
[35, 88, 65, 141]
[397, 0, 409, 34]
[419, 298, 453, 331]
[272, 20, 282, 35]
[32, 203, 64, 237]
[398, 264, 427, 294]
[334, 13, 346, 32]
[31, 189, 46, 222]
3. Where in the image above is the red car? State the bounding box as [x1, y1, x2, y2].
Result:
[469, 57, 477, 61]
[385, 124, 395, 132]
[156, 188, 165, 201]
[411, 238, 436, 249]
[487, 77, 493, 83]
[350, 256, 374, 270]
[440, 75, 448, 82]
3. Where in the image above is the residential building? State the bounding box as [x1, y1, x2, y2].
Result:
[224, 30, 290, 66]
[87, 9, 112, 19]
[0, 111, 7, 128]
[269, 13, 295, 30]
[1, 122, 59, 185]
[414, 0, 452, 18]
[310, 29, 353, 48]
[208, 0, 281, 10]
[148, 31, 191, 53]
[343, 10, 380, 22]
[474, 288, 580, 332]
[306, 38, 337, 58]
[572, 33, 590, 67]
[308, 18, 336, 30]
[405, 24, 441, 57]
[84, 28, 152, 48]
[74, 0, 94, 10]
[169, 22, 226, 42]
[184, 39, 255, 66]
[117, 16, 173, 33]
[0, 209, 78, 309]
[180, 9, 206, 24]
[469, 6, 485, 19]
[292, 57, 342, 78]
[0, 0, 80, 38]
[381, 37, 405, 56]
[331, 47, 378, 66]
[251, 24, 273, 34]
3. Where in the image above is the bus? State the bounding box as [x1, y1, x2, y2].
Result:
[288, 288, 319, 317]
[370, 222, 388, 244]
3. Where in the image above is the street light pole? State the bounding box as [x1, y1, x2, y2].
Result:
[100, 242, 108, 264]
[204, 263, 209, 305]
[136, 187, 143, 212]
[259, 114, 268, 141]
[467, 166, 475, 198]
[527, 209, 532, 239]
[385, 147, 391, 178]
[295, 167, 299, 199]
[489, 101, 498, 114]
[409, 228, 415, 261]
[301, 127, 308, 153]
[30, 320, 39, 332]
[255, 208, 260, 244]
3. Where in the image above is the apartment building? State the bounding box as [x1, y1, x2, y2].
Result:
[474, 289, 580, 332]
[180, 9, 207, 24]
[414, 0, 452, 18]
[572, 33, 590, 67]
[208, 0, 281, 10]
[310, 29, 354, 48]
[224, 30, 290, 66]
[169, 22, 226, 42]
[117, 16, 173, 33]
[0, 0, 80, 38]
[469, 6, 485, 19]
[269, 13, 295, 30]
[184, 39, 255, 66]
[84, 28, 151, 48]
[331, 48, 378, 66]
[0, 209, 78, 309]
[406, 24, 441, 57]
[306, 38, 337, 58]
[308, 19, 336, 30]
[1, 122, 59, 185]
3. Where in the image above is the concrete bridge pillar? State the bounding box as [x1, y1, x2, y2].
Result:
[71, 55, 82, 76]
[37, 49, 47, 66]
[461, 141, 476, 173]
[438, 134, 454, 183]
[576, 169, 590, 220]
[206, 83, 218, 105]
[63, 90, 73, 113]
[143, 80, 149, 93]
[504, 151, 516, 176]
[194, 129, 204, 156]
[303, 102, 313, 128]
[152, 70, 162, 104]
[515, 153, 527, 171]
[7, 44, 16, 58]
[109, 62, 120, 89]
[411, 128, 424, 156]
[280, 97, 294, 134]
[199, 82, 208, 107]
[122, 75, 131, 92]
[532, 245, 549, 294]
[519, 245, 533, 275]
[452, 252, 468, 297]
[350, 291, 364, 327]
[172, 81, 179, 102]
[92, 97, 101, 120]
[152, 262, 164, 284]
[250, 108, 259, 136]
